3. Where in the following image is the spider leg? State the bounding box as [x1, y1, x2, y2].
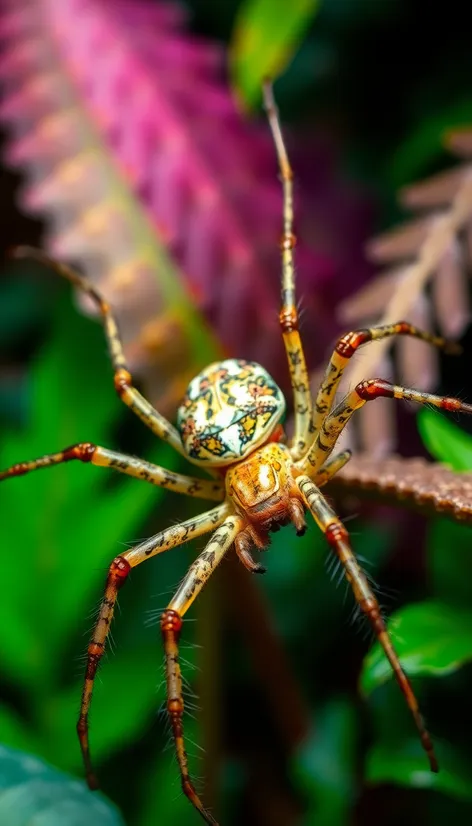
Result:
[300, 378, 472, 475]
[11, 246, 186, 456]
[312, 321, 461, 435]
[161, 514, 243, 826]
[313, 450, 352, 487]
[76, 501, 231, 790]
[0, 443, 225, 501]
[296, 474, 438, 773]
[262, 82, 312, 460]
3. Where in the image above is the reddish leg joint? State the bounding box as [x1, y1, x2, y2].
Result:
[335, 329, 371, 358]
[325, 522, 349, 546]
[280, 232, 297, 250]
[356, 379, 394, 400]
[279, 307, 299, 333]
[108, 555, 131, 587]
[160, 608, 183, 636]
[63, 443, 96, 462]
[114, 368, 132, 396]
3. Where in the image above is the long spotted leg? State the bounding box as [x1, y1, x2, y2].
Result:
[262, 82, 312, 460]
[11, 246, 186, 456]
[314, 449, 352, 487]
[0, 443, 225, 501]
[301, 378, 472, 475]
[76, 502, 232, 792]
[312, 322, 461, 435]
[297, 475, 438, 772]
[161, 514, 243, 825]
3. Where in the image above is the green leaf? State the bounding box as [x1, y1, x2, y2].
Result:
[0, 293, 121, 686]
[230, 0, 321, 108]
[417, 408, 472, 470]
[0, 745, 124, 825]
[291, 700, 357, 825]
[361, 601, 472, 695]
[0, 292, 182, 690]
[428, 519, 472, 609]
[366, 739, 472, 801]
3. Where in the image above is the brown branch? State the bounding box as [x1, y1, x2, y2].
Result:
[341, 170, 472, 389]
[326, 453, 472, 525]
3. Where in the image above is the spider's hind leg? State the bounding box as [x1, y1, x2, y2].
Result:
[297, 474, 438, 773]
[161, 515, 243, 825]
[75, 503, 231, 794]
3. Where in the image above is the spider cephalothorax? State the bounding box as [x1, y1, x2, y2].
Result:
[3, 82, 472, 826]
[225, 440, 308, 573]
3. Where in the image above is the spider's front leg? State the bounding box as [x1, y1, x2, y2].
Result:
[11, 246, 186, 456]
[300, 378, 472, 475]
[297, 475, 438, 772]
[75, 502, 231, 791]
[311, 321, 460, 434]
[0, 443, 225, 500]
[161, 514, 243, 826]
[263, 82, 313, 460]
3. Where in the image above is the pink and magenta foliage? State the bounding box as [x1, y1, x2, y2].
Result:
[0, 0, 372, 400]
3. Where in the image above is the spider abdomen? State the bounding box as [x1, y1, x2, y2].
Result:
[177, 359, 286, 466]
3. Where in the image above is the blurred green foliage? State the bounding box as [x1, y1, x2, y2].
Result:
[0, 286, 204, 825]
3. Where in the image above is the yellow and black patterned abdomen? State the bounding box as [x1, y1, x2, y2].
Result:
[177, 359, 285, 466]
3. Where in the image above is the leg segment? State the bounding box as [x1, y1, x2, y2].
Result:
[0, 443, 225, 501]
[297, 475, 438, 773]
[262, 82, 312, 460]
[11, 246, 185, 456]
[312, 321, 461, 434]
[314, 450, 352, 487]
[301, 378, 472, 474]
[76, 501, 231, 790]
[160, 515, 243, 826]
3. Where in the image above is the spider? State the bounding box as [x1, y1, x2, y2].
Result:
[2, 82, 471, 826]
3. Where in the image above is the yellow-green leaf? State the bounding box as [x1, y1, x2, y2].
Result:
[366, 739, 472, 801]
[230, 0, 321, 108]
[360, 600, 472, 695]
[417, 408, 472, 470]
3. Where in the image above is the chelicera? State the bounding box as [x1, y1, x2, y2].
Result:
[2, 82, 471, 825]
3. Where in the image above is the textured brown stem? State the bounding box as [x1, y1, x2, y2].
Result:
[327, 453, 472, 525]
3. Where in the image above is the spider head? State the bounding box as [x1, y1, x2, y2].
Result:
[177, 358, 286, 466]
